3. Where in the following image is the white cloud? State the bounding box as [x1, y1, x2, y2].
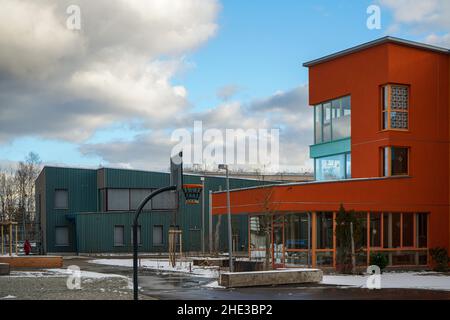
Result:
[379, 0, 450, 47]
[0, 0, 219, 142]
[80, 85, 314, 173]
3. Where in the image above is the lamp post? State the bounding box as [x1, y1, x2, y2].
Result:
[218, 164, 233, 272]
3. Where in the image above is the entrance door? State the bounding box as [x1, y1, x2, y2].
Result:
[272, 216, 285, 268]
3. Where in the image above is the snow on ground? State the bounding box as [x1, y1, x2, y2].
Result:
[7, 269, 127, 279]
[89, 259, 219, 278]
[203, 280, 225, 289]
[1, 295, 16, 299]
[322, 272, 450, 291]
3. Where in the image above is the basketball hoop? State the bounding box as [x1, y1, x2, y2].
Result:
[182, 184, 203, 204]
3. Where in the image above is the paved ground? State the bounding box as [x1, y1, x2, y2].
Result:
[1, 257, 450, 300]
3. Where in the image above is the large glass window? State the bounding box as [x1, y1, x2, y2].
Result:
[285, 213, 310, 250]
[130, 189, 153, 211]
[402, 214, 414, 247]
[382, 147, 409, 176]
[323, 102, 332, 142]
[108, 189, 130, 211]
[315, 153, 351, 181]
[417, 213, 428, 248]
[315, 105, 322, 144]
[370, 212, 381, 247]
[382, 85, 409, 130]
[314, 96, 351, 144]
[316, 212, 333, 249]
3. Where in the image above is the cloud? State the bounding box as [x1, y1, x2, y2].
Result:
[80, 85, 314, 173]
[216, 84, 243, 101]
[1, 1, 313, 173]
[379, 0, 450, 47]
[0, 0, 220, 142]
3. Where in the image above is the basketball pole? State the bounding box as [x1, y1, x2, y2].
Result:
[133, 185, 176, 301]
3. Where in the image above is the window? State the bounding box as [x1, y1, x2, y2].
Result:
[316, 212, 333, 249]
[382, 147, 409, 176]
[131, 226, 142, 245]
[381, 84, 409, 130]
[370, 213, 381, 247]
[417, 213, 428, 248]
[114, 225, 125, 246]
[314, 96, 351, 144]
[130, 189, 153, 211]
[153, 225, 163, 246]
[402, 214, 414, 247]
[315, 152, 351, 181]
[54, 189, 68, 209]
[315, 105, 322, 144]
[285, 213, 310, 250]
[152, 191, 177, 210]
[107, 189, 130, 211]
[55, 226, 69, 246]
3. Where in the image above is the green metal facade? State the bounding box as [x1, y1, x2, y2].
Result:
[36, 166, 268, 254]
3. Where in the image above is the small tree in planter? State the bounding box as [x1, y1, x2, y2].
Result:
[429, 247, 449, 272]
[370, 252, 388, 273]
[335, 204, 363, 274]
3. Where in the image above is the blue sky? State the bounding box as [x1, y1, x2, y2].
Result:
[0, 0, 448, 171]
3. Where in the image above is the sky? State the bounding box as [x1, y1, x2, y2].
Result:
[0, 0, 449, 173]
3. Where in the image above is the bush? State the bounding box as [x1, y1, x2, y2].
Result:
[429, 247, 449, 272]
[369, 252, 388, 272]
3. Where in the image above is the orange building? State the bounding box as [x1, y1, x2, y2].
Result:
[212, 37, 450, 270]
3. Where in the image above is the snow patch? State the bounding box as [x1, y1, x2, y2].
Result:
[322, 272, 450, 291]
[89, 259, 219, 278]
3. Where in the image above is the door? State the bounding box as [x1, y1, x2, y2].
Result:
[272, 216, 285, 268]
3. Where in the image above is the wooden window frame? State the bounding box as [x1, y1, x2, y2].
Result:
[381, 146, 410, 177]
[381, 84, 410, 132]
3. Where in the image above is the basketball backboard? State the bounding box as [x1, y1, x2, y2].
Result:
[170, 151, 183, 191]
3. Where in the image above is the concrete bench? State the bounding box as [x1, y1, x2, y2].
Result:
[0, 263, 10, 275]
[219, 268, 323, 288]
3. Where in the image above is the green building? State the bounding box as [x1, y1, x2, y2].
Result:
[35, 166, 267, 255]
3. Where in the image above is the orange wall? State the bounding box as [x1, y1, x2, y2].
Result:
[213, 42, 450, 251]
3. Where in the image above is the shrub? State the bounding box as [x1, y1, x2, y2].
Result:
[429, 247, 449, 272]
[369, 252, 388, 272]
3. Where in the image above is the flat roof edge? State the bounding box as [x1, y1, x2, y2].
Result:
[212, 175, 411, 194]
[303, 36, 450, 68]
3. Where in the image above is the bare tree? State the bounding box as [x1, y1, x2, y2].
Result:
[0, 167, 17, 222]
[14, 152, 42, 239]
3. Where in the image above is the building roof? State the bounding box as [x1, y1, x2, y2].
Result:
[303, 36, 450, 68]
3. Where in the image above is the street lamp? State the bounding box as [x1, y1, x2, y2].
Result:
[218, 164, 233, 272]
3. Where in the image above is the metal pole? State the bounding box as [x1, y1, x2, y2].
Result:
[208, 190, 213, 254]
[226, 168, 233, 272]
[307, 212, 311, 268]
[133, 185, 176, 301]
[201, 177, 205, 254]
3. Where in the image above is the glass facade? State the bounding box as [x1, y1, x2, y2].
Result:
[315, 152, 351, 181]
[248, 212, 428, 269]
[314, 96, 351, 144]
